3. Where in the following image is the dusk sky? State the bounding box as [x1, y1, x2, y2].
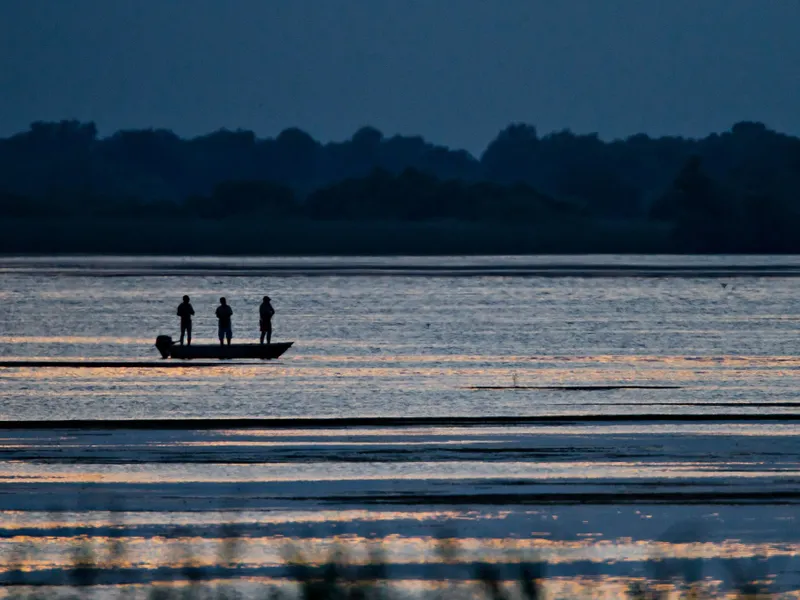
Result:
[2, 0, 799, 154]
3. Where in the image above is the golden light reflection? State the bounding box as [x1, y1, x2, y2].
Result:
[0, 336, 152, 345]
[0, 509, 470, 530]
[0, 460, 796, 484]
[5, 353, 800, 398]
[0, 534, 798, 573]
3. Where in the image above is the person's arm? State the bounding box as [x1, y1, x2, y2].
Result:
[190, 305, 195, 316]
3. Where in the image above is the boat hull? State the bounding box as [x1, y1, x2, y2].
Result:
[155, 335, 293, 360]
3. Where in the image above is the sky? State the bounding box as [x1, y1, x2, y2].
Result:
[1, 0, 799, 154]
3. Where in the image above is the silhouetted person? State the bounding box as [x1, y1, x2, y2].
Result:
[215, 297, 233, 346]
[259, 296, 275, 344]
[177, 295, 195, 346]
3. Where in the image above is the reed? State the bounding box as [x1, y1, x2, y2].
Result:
[0, 526, 783, 600]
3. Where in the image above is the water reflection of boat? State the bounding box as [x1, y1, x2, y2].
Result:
[154, 335, 293, 360]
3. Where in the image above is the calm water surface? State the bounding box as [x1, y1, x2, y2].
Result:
[0, 255, 799, 597]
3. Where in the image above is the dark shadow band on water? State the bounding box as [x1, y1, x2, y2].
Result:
[531, 401, 800, 406]
[1, 414, 799, 429]
[468, 385, 682, 390]
[330, 490, 800, 505]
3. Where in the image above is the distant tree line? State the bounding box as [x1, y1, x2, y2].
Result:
[1, 120, 800, 252]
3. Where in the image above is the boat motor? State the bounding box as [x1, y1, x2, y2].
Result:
[154, 335, 175, 359]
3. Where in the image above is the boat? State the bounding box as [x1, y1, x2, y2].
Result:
[154, 335, 293, 360]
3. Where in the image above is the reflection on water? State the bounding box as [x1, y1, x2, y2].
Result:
[2, 256, 800, 596]
[4, 460, 798, 484]
[1, 534, 798, 571]
[3, 352, 800, 419]
[0, 421, 797, 594]
[0, 503, 799, 592]
[3, 258, 800, 419]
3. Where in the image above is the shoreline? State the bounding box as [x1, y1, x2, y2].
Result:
[4, 254, 800, 277]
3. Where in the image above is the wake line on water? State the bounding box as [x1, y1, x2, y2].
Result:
[0, 360, 287, 368]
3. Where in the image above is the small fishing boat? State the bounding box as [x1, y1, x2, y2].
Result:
[155, 335, 293, 360]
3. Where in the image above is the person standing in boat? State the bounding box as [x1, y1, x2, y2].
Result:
[177, 295, 195, 346]
[215, 297, 233, 346]
[259, 295, 275, 344]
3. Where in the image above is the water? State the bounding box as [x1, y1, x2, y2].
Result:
[1, 255, 799, 597]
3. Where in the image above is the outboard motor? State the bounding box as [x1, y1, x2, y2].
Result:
[154, 335, 174, 359]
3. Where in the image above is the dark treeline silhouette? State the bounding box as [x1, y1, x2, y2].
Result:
[1, 120, 800, 253]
